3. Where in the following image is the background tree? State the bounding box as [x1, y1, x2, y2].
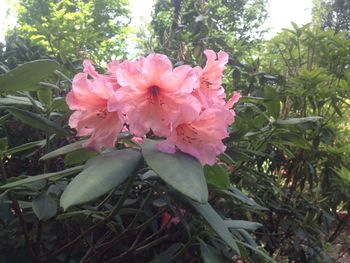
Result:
[316, 0, 350, 36]
[11, 0, 131, 64]
[149, 0, 268, 63]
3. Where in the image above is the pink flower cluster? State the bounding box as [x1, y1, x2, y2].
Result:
[66, 50, 240, 165]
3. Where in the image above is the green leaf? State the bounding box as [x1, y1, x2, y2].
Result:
[0, 166, 83, 189]
[272, 133, 311, 150]
[51, 97, 69, 112]
[189, 200, 240, 254]
[60, 149, 142, 210]
[4, 139, 46, 156]
[37, 88, 52, 107]
[32, 193, 58, 220]
[264, 86, 280, 119]
[0, 60, 59, 92]
[237, 229, 258, 247]
[200, 243, 232, 263]
[6, 107, 68, 135]
[274, 116, 322, 125]
[225, 220, 262, 231]
[239, 96, 265, 103]
[204, 164, 230, 189]
[214, 186, 267, 210]
[0, 95, 42, 107]
[40, 140, 86, 161]
[0, 138, 8, 152]
[64, 148, 97, 166]
[142, 139, 208, 203]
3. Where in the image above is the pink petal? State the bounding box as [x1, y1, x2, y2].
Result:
[226, 91, 241, 109]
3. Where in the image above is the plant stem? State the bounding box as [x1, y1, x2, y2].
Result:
[12, 196, 41, 263]
[42, 172, 139, 262]
[0, 156, 7, 183]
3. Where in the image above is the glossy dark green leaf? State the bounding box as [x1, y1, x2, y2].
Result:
[0, 60, 59, 92]
[225, 220, 262, 231]
[200, 243, 232, 263]
[0, 166, 83, 189]
[204, 164, 230, 189]
[4, 139, 46, 156]
[189, 200, 240, 254]
[32, 193, 58, 220]
[0, 95, 41, 107]
[273, 133, 311, 150]
[0, 138, 8, 152]
[37, 88, 52, 106]
[51, 97, 69, 112]
[264, 86, 280, 119]
[274, 116, 322, 125]
[60, 149, 142, 210]
[142, 139, 208, 203]
[64, 148, 97, 166]
[237, 229, 258, 247]
[40, 140, 86, 161]
[7, 107, 68, 135]
[215, 186, 267, 210]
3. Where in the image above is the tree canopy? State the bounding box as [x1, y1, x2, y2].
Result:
[12, 0, 131, 63]
[320, 0, 350, 36]
[150, 0, 268, 62]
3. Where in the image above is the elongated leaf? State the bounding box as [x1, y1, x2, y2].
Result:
[64, 149, 97, 165]
[274, 116, 322, 125]
[32, 193, 58, 220]
[0, 95, 42, 107]
[237, 229, 257, 247]
[0, 166, 83, 189]
[37, 88, 52, 106]
[0, 60, 59, 92]
[51, 97, 69, 112]
[272, 133, 311, 150]
[150, 243, 183, 263]
[264, 86, 280, 119]
[40, 140, 86, 161]
[204, 164, 230, 189]
[238, 96, 265, 103]
[142, 139, 208, 203]
[6, 107, 68, 135]
[4, 139, 46, 156]
[200, 243, 232, 263]
[225, 220, 262, 231]
[60, 149, 142, 210]
[214, 187, 267, 210]
[189, 200, 240, 254]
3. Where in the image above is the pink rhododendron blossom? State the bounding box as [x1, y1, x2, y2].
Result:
[67, 50, 240, 166]
[108, 53, 201, 137]
[158, 107, 234, 165]
[192, 50, 229, 109]
[66, 60, 123, 151]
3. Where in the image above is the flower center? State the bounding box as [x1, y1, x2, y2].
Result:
[149, 85, 160, 97]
